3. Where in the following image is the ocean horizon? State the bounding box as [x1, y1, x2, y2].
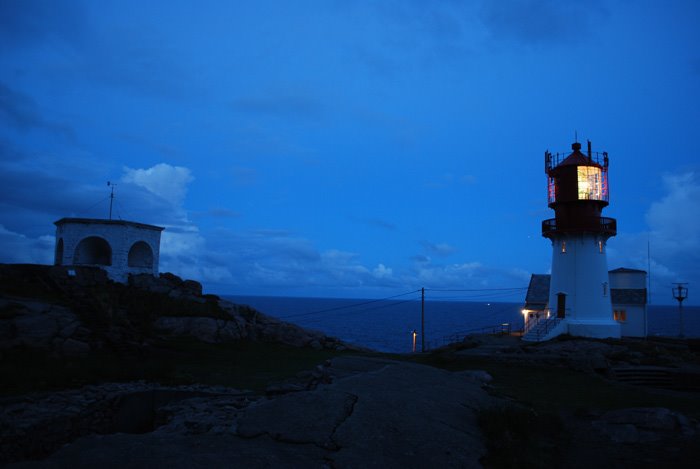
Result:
[227, 295, 700, 353]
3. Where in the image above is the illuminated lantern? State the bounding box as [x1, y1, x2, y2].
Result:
[538, 140, 621, 339]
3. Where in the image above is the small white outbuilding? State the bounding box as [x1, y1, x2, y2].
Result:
[609, 267, 648, 337]
[54, 218, 164, 282]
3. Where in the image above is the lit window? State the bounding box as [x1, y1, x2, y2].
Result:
[561, 241, 566, 253]
[599, 240, 604, 253]
[577, 166, 602, 200]
[613, 310, 627, 322]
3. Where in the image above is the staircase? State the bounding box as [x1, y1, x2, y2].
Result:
[611, 366, 673, 388]
[522, 317, 566, 342]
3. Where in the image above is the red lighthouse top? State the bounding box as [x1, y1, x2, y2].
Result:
[542, 140, 616, 239]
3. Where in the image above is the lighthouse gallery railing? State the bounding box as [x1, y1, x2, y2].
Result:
[541, 217, 617, 237]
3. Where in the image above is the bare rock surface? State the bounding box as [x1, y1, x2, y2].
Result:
[5, 357, 496, 468]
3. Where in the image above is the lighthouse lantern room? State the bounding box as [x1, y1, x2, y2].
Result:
[540, 140, 621, 339]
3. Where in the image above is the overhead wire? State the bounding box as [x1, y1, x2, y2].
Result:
[278, 289, 422, 320]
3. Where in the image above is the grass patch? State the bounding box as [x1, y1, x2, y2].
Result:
[478, 405, 566, 469]
[0, 340, 349, 396]
[408, 352, 700, 418]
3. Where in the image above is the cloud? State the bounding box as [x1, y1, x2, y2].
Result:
[121, 164, 194, 206]
[0, 225, 53, 264]
[230, 167, 258, 187]
[646, 172, 700, 253]
[646, 172, 700, 285]
[479, 0, 608, 46]
[354, 217, 397, 231]
[373, 263, 394, 279]
[421, 241, 458, 257]
[408, 258, 531, 291]
[231, 91, 324, 119]
[609, 171, 700, 303]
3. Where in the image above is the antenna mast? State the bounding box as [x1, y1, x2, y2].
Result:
[107, 181, 116, 220]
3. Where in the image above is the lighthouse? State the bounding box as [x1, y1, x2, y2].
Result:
[539, 140, 621, 339]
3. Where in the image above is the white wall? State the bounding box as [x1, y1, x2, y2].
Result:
[548, 233, 621, 338]
[615, 304, 647, 337]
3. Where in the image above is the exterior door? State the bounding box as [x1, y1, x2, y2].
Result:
[556, 293, 566, 319]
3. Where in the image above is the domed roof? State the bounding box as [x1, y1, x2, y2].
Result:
[556, 142, 601, 168]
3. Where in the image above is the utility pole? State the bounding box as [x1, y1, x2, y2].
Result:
[107, 181, 116, 220]
[421, 287, 425, 352]
[672, 283, 688, 338]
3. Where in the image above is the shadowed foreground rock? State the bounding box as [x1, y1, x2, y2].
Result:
[7, 357, 496, 468]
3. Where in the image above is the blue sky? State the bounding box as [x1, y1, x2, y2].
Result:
[1, 0, 698, 304]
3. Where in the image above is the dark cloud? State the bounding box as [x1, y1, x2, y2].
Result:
[81, 35, 190, 98]
[691, 58, 700, 75]
[191, 208, 241, 219]
[347, 1, 475, 76]
[2, 0, 190, 99]
[0, 82, 73, 138]
[0, 165, 97, 230]
[479, 0, 608, 45]
[0, 0, 86, 50]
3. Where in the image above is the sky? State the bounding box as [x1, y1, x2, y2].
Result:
[0, 0, 698, 304]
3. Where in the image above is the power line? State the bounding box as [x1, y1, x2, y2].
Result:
[297, 297, 421, 324]
[426, 287, 527, 292]
[427, 291, 526, 301]
[75, 195, 110, 217]
[278, 289, 422, 320]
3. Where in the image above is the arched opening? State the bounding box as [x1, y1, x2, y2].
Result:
[54, 238, 64, 265]
[73, 236, 112, 266]
[128, 241, 154, 268]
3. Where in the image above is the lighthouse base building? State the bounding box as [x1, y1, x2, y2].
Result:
[54, 218, 164, 283]
[523, 268, 648, 341]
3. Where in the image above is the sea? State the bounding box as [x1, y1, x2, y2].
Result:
[227, 295, 700, 354]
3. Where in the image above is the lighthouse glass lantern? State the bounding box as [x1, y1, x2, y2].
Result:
[542, 141, 621, 339]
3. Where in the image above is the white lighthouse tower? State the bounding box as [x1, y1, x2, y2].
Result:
[538, 140, 621, 339]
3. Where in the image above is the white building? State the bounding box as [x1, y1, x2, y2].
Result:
[54, 218, 164, 282]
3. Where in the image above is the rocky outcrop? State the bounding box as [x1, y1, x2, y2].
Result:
[0, 264, 354, 355]
[593, 407, 696, 443]
[0, 382, 253, 464]
[1, 357, 497, 467]
[0, 298, 90, 356]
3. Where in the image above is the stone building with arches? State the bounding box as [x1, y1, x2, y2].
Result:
[54, 218, 164, 282]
